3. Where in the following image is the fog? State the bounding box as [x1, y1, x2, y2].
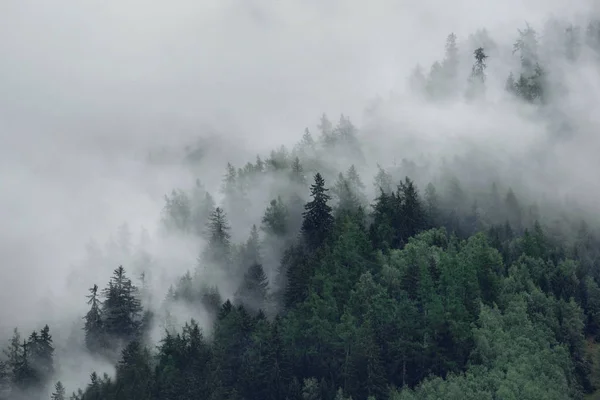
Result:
[1, 0, 599, 395]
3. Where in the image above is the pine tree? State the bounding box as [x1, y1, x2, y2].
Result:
[32, 325, 54, 384]
[441, 33, 460, 96]
[161, 189, 192, 233]
[290, 157, 307, 186]
[193, 192, 216, 238]
[318, 114, 335, 148]
[424, 182, 440, 227]
[235, 263, 270, 311]
[84, 284, 104, 354]
[466, 47, 488, 99]
[332, 173, 360, 214]
[346, 165, 367, 205]
[13, 339, 36, 392]
[244, 225, 262, 266]
[512, 24, 545, 102]
[261, 197, 289, 237]
[373, 164, 393, 194]
[201, 207, 232, 269]
[398, 177, 426, 244]
[222, 163, 237, 199]
[51, 381, 66, 400]
[302, 173, 334, 249]
[102, 266, 143, 344]
[4, 328, 21, 381]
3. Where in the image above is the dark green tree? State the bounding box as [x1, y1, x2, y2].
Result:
[302, 173, 334, 249]
[102, 266, 143, 345]
[235, 263, 270, 312]
[84, 284, 105, 354]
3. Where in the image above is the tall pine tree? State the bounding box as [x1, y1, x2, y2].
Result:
[302, 173, 334, 250]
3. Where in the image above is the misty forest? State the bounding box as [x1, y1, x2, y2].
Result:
[5, 9, 600, 400]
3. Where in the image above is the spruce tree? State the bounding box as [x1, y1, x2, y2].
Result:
[302, 173, 334, 249]
[244, 225, 262, 266]
[235, 263, 270, 311]
[441, 32, 460, 96]
[102, 266, 143, 344]
[84, 284, 104, 354]
[51, 381, 66, 400]
[332, 173, 360, 214]
[201, 207, 232, 269]
[261, 197, 289, 237]
[466, 47, 488, 99]
[32, 325, 54, 385]
[290, 157, 307, 186]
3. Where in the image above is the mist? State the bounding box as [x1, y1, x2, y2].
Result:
[1, 0, 600, 397]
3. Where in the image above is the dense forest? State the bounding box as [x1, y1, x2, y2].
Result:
[4, 16, 600, 400]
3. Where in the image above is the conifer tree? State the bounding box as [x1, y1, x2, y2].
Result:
[243, 225, 262, 266]
[441, 33, 460, 96]
[51, 381, 66, 400]
[84, 284, 104, 354]
[290, 157, 307, 186]
[161, 189, 192, 233]
[201, 207, 232, 269]
[193, 191, 216, 237]
[373, 164, 393, 194]
[346, 165, 365, 192]
[3, 328, 21, 380]
[31, 325, 54, 385]
[466, 47, 488, 99]
[235, 263, 270, 311]
[332, 173, 360, 214]
[302, 173, 334, 249]
[102, 266, 143, 344]
[318, 114, 335, 148]
[261, 197, 289, 237]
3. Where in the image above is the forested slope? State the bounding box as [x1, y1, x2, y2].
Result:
[3, 16, 600, 400]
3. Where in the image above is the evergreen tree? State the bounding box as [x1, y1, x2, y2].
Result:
[243, 225, 262, 266]
[466, 47, 488, 99]
[235, 263, 270, 311]
[302, 173, 334, 249]
[398, 177, 426, 243]
[441, 33, 460, 96]
[332, 173, 360, 214]
[261, 197, 289, 237]
[161, 189, 192, 233]
[201, 207, 232, 269]
[13, 339, 36, 392]
[31, 325, 54, 385]
[318, 114, 335, 147]
[512, 24, 545, 102]
[84, 284, 104, 354]
[4, 328, 21, 382]
[373, 164, 393, 194]
[290, 157, 307, 186]
[102, 266, 143, 345]
[51, 381, 66, 400]
[193, 191, 216, 237]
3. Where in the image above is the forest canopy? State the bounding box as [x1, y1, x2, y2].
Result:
[3, 15, 600, 400]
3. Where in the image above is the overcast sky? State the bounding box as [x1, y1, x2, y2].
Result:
[0, 0, 597, 339]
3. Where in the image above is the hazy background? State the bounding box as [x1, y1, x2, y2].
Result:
[1, 0, 599, 390]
